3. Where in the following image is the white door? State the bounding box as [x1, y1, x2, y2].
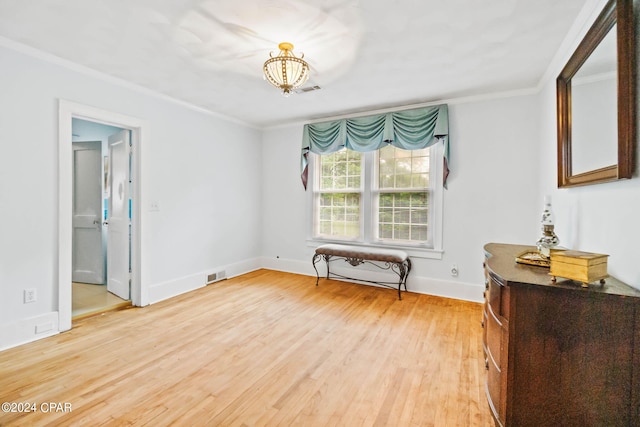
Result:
[107, 130, 131, 299]
[72, 141, 104, 284]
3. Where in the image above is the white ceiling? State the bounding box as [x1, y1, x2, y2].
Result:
[0, 0, 588, 128]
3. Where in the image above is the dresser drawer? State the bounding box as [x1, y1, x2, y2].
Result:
[487, 276, 501, 314]
[486, 302, 503, 369]
[488, 274, 511, 320]
[486, 350, 503, 425]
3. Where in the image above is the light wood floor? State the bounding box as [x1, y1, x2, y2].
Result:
[72, 282, 130, 320]
[0, 270, 493, 426]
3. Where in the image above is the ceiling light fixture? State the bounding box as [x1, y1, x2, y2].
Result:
[263, 42, 310, 96]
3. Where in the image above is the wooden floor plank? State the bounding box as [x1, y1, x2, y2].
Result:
[0, 269, 493, 426]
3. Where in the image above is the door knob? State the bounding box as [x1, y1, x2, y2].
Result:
[103, 221, 109, 226]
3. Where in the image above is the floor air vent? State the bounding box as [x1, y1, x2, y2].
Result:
[206, 270, 226, 284]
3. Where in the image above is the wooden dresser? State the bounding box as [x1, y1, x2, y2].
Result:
[482, 243, 640, 427]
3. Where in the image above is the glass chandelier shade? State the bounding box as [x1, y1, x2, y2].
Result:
[263, 42, 310, 96]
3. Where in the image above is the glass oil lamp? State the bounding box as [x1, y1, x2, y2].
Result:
[536, 196, 559, 258]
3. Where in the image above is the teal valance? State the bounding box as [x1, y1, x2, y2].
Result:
[301, 104, 449, 189]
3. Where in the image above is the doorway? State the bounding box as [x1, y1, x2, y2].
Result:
[58, 100, 146, 333]
[71, 119, 131, 319]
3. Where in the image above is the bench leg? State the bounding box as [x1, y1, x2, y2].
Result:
[396, 263, 405, 300]
[325, 255, 331, 279]
[312, 253, 321, 286]
[392, 259, 412, 300]
[404, 258, 412, 292]
[312, 254, 333, 286]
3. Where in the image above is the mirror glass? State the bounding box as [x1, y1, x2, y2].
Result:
[570, 25, 617, 175]
[556, 0, 635, 188]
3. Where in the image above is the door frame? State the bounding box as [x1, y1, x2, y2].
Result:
[58, 100, 147, 332]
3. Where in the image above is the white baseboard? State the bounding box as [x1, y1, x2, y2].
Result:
[260, 256, 318, 277]
[0, 311, 59, 352]
[408, 276, 484, 303]
[148, 273, 204, 304]
[148, 257, 262, 304]
[259, 256, 484, 303]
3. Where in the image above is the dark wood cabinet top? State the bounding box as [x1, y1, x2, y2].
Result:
[484, 242, 640, 298]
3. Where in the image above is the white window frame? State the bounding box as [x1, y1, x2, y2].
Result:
[312, 150, 364, 242]
[306, 143, 444, 260]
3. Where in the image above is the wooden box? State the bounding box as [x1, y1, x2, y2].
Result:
[549, 250, 609, 285]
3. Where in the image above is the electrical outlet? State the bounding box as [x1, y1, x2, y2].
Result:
[24, 288, 37, 303]
[149, 200, 160, 212]
[450, 264, 459, 277]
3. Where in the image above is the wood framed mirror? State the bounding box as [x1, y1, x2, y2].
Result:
[557, 0, 636, 188]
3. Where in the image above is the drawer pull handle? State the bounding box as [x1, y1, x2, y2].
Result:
[481, 319, 485, 328]
[485, 359, 489, 370]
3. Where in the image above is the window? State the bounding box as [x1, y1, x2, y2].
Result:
[311, 144, 443, 255]
[317, 149, 362, 239]
[376, 145, 429, 242]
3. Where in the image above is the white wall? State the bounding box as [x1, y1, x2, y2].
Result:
[261, 94, 542, 302]
[0, 44, 262, 350]
[537, 0, 640, 289]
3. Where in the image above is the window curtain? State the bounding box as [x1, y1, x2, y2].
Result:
[300, 104, 449, 189]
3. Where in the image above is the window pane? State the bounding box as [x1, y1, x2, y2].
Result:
[396, 149, 411, 158]
[377, 191, 429, 242]
[412, 157, 429, 173]
[379, 208, 393, 223]
[380, 174, 394, 188]
[334, 150, 347, 162]
[394, 192, 411, 207]
[411, 173, 429, 188]
[320, 207, 332, 221]
[395, 208, 410, 223]
[378, 146, 430, 191]
[379, 223, 393, 239]
[380, 145, 395, 159]
[411, 192, 427, 207]
[379, 194, 393, 207]
[394, 224, 410, 240]
[411, 225, 428, 241]
[347, 160, 361, 176]
[395, 159, 411, 174]
[317, 192, 360, 238]
[319, 221, 332, 235]
[346, 193, 360, 206]
[411, 209, 427, 223]
[319, 149, 362, 191]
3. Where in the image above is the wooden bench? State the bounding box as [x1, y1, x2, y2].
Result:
[312, 243, 412, 299]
